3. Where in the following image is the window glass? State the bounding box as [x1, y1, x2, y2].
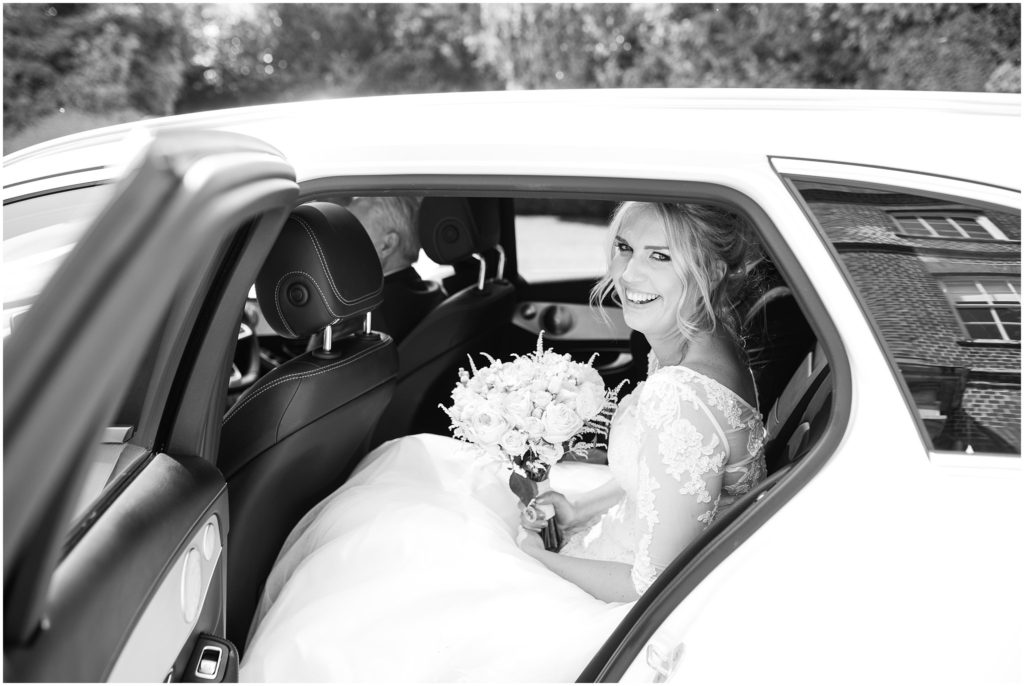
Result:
[793, 180, 1020, 456]
[2, 185, 114, 337]
[514, 198, 617, 282]
[940, 277, 1021, 342]
[887, 210, 1007, 240]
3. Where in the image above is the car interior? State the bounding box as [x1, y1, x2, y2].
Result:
[221, 192, 834, 652]
[3, 171, 836, 681]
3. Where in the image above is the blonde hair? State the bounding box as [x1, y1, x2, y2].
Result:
[590, 201, 759, 345]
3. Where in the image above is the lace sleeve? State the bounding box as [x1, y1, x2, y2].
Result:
[630, 371, 730, 595]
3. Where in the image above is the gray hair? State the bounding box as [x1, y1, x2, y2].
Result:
[349, 196, 423, 264]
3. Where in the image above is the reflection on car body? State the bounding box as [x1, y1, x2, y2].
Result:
[2, 89, 1020, 683]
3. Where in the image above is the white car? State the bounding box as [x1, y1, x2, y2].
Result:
[3, 89, 1020, 683]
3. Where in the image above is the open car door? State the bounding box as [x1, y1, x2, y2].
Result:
[4, 131, 298, 681]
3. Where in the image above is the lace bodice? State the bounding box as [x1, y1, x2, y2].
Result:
[561, 359, 766, 595]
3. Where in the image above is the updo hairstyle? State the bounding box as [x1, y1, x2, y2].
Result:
[590, 201, 761, 346]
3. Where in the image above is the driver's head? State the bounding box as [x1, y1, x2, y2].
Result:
[347, 196, 422, 276]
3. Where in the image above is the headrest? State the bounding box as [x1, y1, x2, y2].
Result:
[256, 202, 383, 339]
[418, 197, 500, 266]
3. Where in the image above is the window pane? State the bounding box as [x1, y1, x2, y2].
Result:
[983, 280, 1016, 296]
[943, 281, 981, 296]
[958, 308, 996, 324]
[514, 199, 616, 283]
[997, 307, 1021, 325]
[923, 217, 962, 237]
[794, 180, 1021, 456]
[953, 219, 991, 239]
[965, 323, 1003, 339]
[896, 217, 930, 235]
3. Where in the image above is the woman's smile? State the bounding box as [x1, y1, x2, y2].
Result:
[624, 288, 661, 305]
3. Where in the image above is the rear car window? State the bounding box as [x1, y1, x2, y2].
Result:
[514, 198, 617, 283]
[791, 180, 1020, 456]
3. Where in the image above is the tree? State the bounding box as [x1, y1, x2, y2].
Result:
[3, 3, 190, 138]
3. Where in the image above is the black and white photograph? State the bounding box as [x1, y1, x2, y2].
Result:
[3, 3, 1021, 683]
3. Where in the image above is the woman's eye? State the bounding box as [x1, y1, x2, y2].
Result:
[614, 241, 632, 254]
[650, 251, 670, 262]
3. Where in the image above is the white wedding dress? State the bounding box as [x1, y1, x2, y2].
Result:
[241, 359, 766, 682]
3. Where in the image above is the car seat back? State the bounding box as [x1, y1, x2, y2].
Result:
[763, 341, 832, 473]
[218, 202, 398, 649]
[371, 197, 516, 445]
[743, 284, 816, 417]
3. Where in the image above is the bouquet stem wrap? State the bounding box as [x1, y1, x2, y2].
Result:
[509, 466, 561, 551]
[532, 478, 561, 552]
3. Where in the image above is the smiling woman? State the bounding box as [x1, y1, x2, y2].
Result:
[240, 200, 768, 680]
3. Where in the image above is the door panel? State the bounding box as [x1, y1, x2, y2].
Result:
[3, 130, 298, 681]
[5, 454, 228, 682]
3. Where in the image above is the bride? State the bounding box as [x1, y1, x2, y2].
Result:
[240, 201, 767, 682]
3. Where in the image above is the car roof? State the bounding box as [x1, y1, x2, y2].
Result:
[3, 89, 1021, 198]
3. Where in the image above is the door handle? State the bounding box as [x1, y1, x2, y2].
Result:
[182, 634, 239, 682]
[646, 637, 684, 683]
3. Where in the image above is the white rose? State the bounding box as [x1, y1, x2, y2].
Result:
[502, 389, 534, 425]
[530, 390, 553, 409]
[541, 403, 583, 444]
[467, 402, 508, 447]
[499, 429, 529, 457]
[500, 362, 531, 389]
[574, 381, 605, 420]
[531, 440, 564, 466]
[522, 416, 545, 439]
[545, 374, 563, 394]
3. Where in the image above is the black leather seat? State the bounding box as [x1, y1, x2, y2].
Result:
[219, 202, 398, 649]
[763, 341, 832, 473]
[371, 197, 516, 445]
[742, 285, 815, 417]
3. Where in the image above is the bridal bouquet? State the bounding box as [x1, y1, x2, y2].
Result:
[442, 333, 619, 550]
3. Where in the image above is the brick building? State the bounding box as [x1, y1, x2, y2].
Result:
[797, 183, 1020, 454]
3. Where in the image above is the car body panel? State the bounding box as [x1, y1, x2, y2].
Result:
[5, 90, 1019, 196]
[3, 89, 1019, 682]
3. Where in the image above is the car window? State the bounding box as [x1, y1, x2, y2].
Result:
[2, 184, 114, 336]
[514, 198, 617, 283]
[791, 179, 1020, 456]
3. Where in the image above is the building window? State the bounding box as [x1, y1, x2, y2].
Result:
[889, 212, 1008, 240]
[941, 278, 1021, 342]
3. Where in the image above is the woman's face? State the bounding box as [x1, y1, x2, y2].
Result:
[609, 210, 685, 341]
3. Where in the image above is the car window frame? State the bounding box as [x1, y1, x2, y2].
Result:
[774, 156, 1020, 466]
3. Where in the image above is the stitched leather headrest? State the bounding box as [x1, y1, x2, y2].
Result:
[418, 197, 500, 266]
[256, 202, 383, 339]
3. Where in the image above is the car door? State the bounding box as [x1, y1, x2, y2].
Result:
[4, 130, 298, 681]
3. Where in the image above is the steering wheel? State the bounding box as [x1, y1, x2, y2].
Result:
[229, 301, 261, 391]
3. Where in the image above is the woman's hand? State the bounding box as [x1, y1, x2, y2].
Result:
[519, 490, 583, 533]
[516, 527, 546, 558]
